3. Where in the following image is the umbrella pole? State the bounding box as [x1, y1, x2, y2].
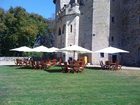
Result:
[73, 51, 76, 60]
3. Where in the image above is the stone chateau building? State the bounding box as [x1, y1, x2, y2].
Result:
[53, 0, 140, 66]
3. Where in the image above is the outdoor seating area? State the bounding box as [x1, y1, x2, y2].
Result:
[10, 45, 130, 72]
[10, 45, 92, 73]
[62, 59, 86, 73]
[15, 58, 61, 69]
[100, 60, 122, 70]
[15, 57, 86, 73]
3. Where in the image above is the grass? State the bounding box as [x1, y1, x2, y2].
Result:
[0, 66, 140, 105]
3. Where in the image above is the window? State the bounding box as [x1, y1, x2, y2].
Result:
[100, 53, 104, 58]
[70, 25, 72, 32]
[62, 24, 66, 34]
[78, 0, 84, 5]
[58, 28, 61, 35]
[111, 36, 114, 42]
[138, 16, 140, 24]
[70, 0, 75, 4]
[111, 17, 115, 23]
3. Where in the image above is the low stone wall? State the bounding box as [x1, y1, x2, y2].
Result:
[0, 57, 28, 65]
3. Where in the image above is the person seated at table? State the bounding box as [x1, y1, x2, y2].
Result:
[68, 57, 73, 65]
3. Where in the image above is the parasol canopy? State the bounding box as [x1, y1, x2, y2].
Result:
[32, 45, 49, 52]
[10, 46, 33, 52]
[94, 46, 129, 54]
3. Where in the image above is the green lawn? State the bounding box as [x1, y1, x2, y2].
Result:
[0, 66, 140, 105]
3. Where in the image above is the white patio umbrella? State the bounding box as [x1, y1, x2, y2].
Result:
[48, 47, 59, 52]
[10, 46, 33, 52]
[59, 45, 92, 53]
[94, 46, 129, 64]
[94, 46, 129, 54]
[32, 45, 49, 52]
[58, 45, 92, 59]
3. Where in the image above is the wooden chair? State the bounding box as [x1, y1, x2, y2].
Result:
[57, 57, 63, 66]
[45, 60, 52, 69]
[63, 62, 73, 73]
[100, 61, 110, 70]
[34, 60, 46, 69]
[78, 61, 85, 72]
[15, 59, 23, 66]
[34, 61, 42, 69]
[30, 60, 36, 69]
[39, 60, 47, 69]
[73, 61, 80, 73]
[51, 59, 57, 66]
[22, 59, 30, 66]
[111, 62, 122, 70]
[72, 61, 85, 73]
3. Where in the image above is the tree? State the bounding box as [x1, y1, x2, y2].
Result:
[0, 7, 48, 56]
[0, 8, 7, 56]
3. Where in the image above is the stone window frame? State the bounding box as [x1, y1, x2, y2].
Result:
[137, 47, 140, 58]
[138, 16, 140, 24]
[58, 27, 61, 35]
[111, 16, 115, 23]
[70, 25, 72, 33]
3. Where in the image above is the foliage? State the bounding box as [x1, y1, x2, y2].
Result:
[30, 52, 43, 58]
[0, 66, 140, 105]
[34, 18, 55, 48]
[0, 7, 48, 56]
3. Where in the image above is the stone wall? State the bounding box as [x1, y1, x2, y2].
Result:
[78, 0, 93, 63]
[121, 0, 140, 66]
[109, 0, 124, 64]
[110, 0, 122, 47]
[79, 0, 93, 50]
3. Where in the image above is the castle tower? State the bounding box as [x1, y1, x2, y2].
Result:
[91, 0, 125, 64]
[91, 0, 111, 64]
[78, 0, 111, 64]
[53, 0, 80, 61]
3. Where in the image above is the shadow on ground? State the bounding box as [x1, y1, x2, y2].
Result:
[86, 67, 103, 70]
[44, 69, 63, 73]
[10, 65, 63, 73]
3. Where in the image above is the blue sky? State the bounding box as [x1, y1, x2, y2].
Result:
[0, 0, 55, 19]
